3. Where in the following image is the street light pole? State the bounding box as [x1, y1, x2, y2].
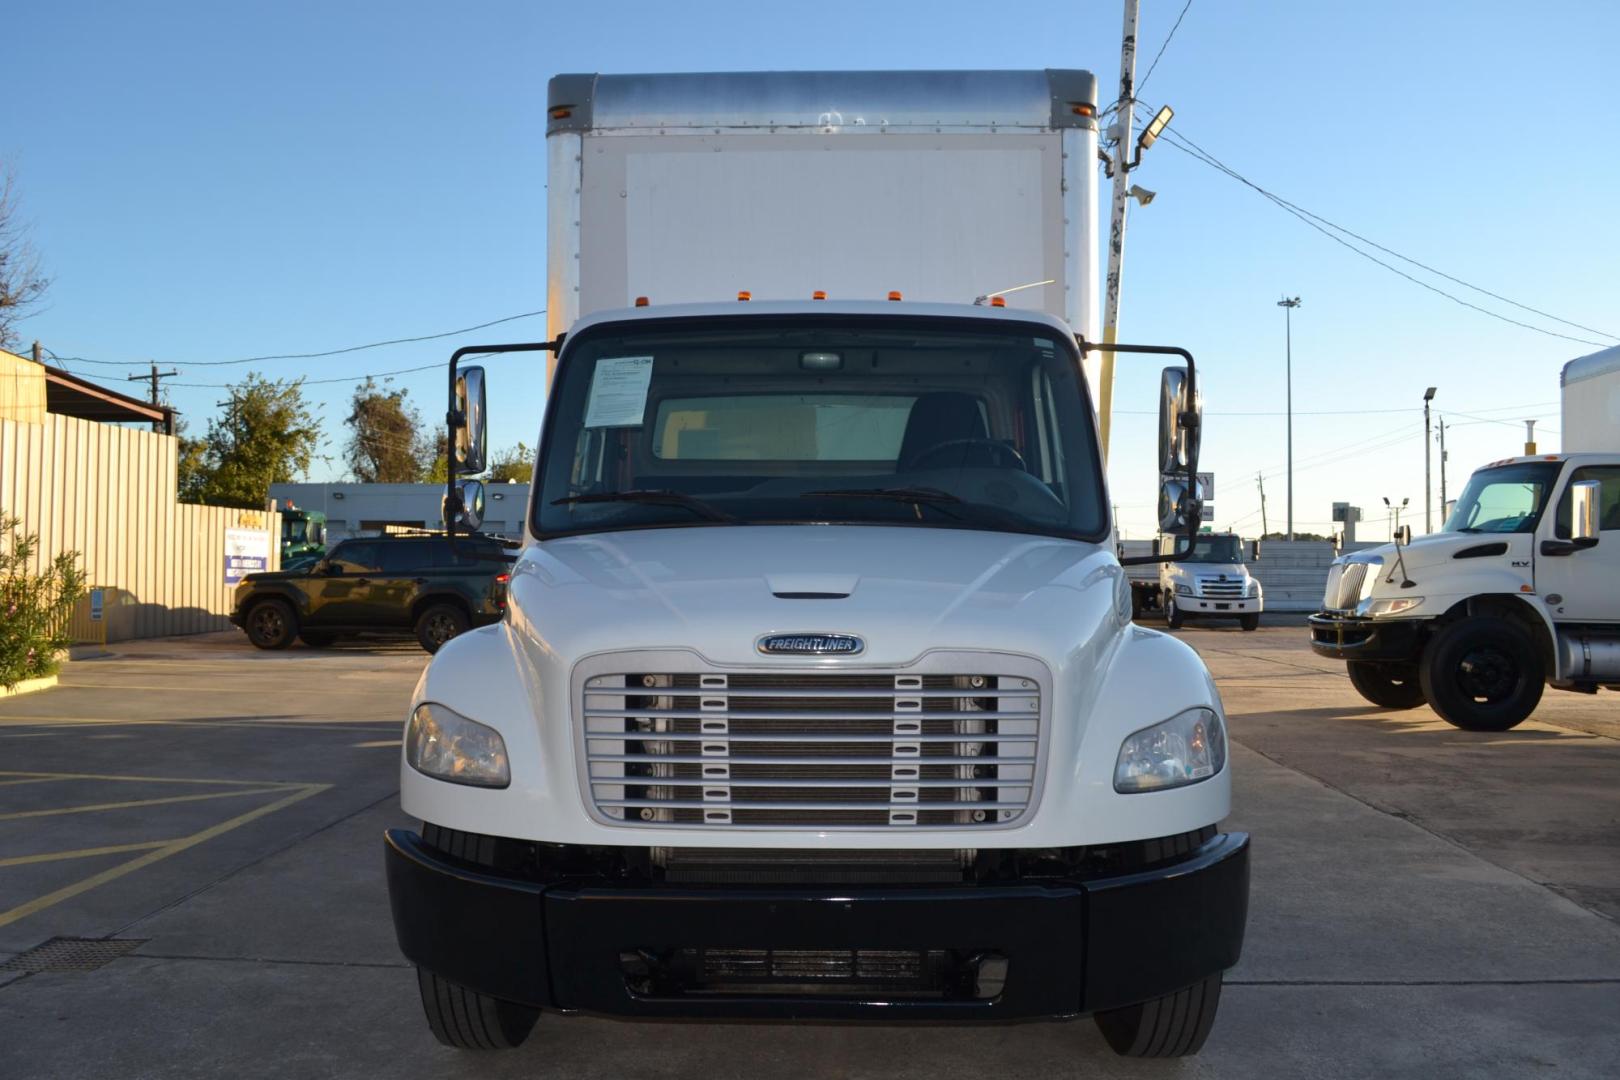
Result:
[1423, 387, 1437, 533]
[1277, 297, 1301, 541]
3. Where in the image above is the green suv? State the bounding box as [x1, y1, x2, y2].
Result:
[231, 534, 515, 653]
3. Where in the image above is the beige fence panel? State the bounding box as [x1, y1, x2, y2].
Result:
[0, 411, 281, 642]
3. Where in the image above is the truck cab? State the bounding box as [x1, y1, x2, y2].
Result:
[382, 70, 1248, 1060]
[1157, 532, 1262, 631]
[1311, 452, 1620, 729]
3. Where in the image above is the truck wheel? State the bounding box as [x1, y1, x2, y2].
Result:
[1094, 974, 1222, 1057]
[244, 598, 297, 650]
[416, 603, 469, 653]
[416, 968, 538, 1050]
[1418, 617, 1544, 731]
[1166, 597, 1184, 630]
[1347, 661, 1426, 708]
[1239, 613, 1260, 632]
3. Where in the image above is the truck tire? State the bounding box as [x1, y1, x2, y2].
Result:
[416, 968, 538, 1050]
[1418, 616, 1544, 732]
[1094, 974, 1222, 1057]
[1239, 613, 1260, 632]
[1165, 596, 1184, 630]
[416, 603, 470, 654]
[1347, 661, 1426, 709]
[244, 598, 297, 650]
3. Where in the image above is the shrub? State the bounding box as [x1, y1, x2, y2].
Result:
[0, 512, 86, 689]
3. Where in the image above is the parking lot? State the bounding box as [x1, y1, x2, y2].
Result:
[2, 624, 1617, 1079]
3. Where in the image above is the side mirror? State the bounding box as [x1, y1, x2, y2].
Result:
[1570, 479, 1602, 545]
[1156, 366, 1201, 475]
[452, 366, 488, 475]
[444, 480, 486, 533]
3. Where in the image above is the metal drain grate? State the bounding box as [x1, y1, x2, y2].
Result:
[0, 937, 147, 973]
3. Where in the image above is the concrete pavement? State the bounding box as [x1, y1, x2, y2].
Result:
[1, 627, 1617, 1078]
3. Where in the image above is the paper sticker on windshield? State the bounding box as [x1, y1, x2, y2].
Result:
[584, 356, 654, 428]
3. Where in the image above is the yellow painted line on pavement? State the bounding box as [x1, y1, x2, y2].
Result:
[0, 783, 330, 929]
[0, 769, 308, 787]
[0, 840, 176, 867]
[0, 786, 294, 821]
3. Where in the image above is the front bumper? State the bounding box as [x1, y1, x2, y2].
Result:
[1308, 612, 1423, 661]
[384, 827, 1249, 1020]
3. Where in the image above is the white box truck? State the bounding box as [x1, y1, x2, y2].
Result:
[384, 71, 1248, 1058]
[1311, 344, 1620, 728]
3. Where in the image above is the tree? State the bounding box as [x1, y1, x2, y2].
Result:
[344, 377, 431, 482]
[487, 442, 534, 484]
[179, 374, 322, 507]
[0, 165, 50, 352]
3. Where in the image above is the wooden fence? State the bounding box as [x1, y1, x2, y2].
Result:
[0, 411, 280, 642]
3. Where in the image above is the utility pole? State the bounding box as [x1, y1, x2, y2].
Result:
[128, 362, 179, 435]
[1277, 297, 1301, 540]
[1097, 0, 1140, 462]
[1423, 386, 1437, 533]
[1438, 417, 1448, 520]
[1256, 472, 1269, 538]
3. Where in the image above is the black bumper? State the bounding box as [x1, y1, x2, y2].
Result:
[1308, 612, 1423, 662]
[384, 828, 1249, 1020]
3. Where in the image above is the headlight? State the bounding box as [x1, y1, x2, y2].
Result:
[405, 703, 510, 788]
[1114, 707, 1226, 794]
[1175, 583, 1193, 596]
[1361, 596, 1423, 617]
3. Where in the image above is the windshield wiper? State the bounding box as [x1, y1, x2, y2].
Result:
[801, 487, 971, 521]
[551, 489, 735, 522]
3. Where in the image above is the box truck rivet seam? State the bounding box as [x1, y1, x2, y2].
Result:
[386, 70, 1249, 1059]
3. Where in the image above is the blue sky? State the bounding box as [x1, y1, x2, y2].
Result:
[8, 0, 1617, 540]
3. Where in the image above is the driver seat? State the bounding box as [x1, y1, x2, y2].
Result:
[898, 392, 995, 469]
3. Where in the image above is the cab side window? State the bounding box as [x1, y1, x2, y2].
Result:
[1554, 466, 1620, 537]
[327, 542, 382, 573]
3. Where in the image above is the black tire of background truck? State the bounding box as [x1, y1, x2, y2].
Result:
[1240, 613, 1260, 632]
[1166, 597, 1184, 630]
[415, 603, 470, 654]
[244, 598, 297, 650]
[1347, 660, 1426, 709]
[1094, 973, 1223, 1057]
[1418, 616, 1545, 732]
[416, 968, 539, 1050]
[298, 632, 336, 648]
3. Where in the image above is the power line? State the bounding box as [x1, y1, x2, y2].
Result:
[1135, 0, 1194, 95]
[42, 308, 547, 369]
[1147, 120, 1616, 347]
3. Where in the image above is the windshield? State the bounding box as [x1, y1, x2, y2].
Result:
[532, 316, 1107, 540]
[1175, 535, 1243, 563]
[1442, 462, 1562, 534]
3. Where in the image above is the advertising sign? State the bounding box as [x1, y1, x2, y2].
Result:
[224, 528, 271, 585]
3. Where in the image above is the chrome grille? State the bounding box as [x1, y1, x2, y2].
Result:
[1196, 575, 1245, 598]
[1323, 562, 1368, 611]
[579, 665, 1042, 830]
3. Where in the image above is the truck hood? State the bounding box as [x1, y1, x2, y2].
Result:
[506, 525, 1125, 668]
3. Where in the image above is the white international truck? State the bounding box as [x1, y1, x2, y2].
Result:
[1311, 344, 1620, 729]
[384, 71, 1248, 1058]
[1128, 532, 1263, 630]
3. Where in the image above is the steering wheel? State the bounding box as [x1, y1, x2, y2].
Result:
[905, 438, 1027, 472]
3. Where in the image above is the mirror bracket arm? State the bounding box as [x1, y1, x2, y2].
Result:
[1076, 335, 1203, 566]
[444, 338, 562, 560]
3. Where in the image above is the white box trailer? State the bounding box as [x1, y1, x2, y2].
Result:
[545, 70, 1102, 390]
[1562, 345, 1620, 452]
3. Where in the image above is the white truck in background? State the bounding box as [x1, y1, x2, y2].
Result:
[1311, 344, 1620, 729]
[384, 70, 1249, 1059]
[1128, 531, 1263, 630]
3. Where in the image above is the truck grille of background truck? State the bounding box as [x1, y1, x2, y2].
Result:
[579, 666, 1043, 829]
